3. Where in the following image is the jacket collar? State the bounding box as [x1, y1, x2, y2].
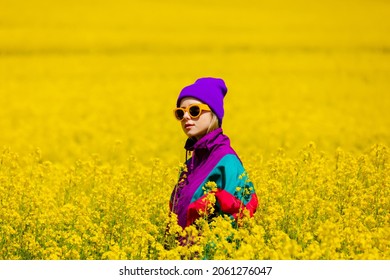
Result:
[184, 128, 224, 152]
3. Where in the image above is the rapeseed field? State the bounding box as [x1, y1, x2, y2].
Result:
[0, 0, 389, 259]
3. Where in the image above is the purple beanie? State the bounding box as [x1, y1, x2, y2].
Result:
[176, 77, 228, 125]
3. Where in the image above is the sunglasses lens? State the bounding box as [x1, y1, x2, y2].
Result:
[189, 105, 201, 118]
[175, 109, 184, 120]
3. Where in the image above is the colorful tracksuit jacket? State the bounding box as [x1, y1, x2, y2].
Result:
[170, 128, 258, 228]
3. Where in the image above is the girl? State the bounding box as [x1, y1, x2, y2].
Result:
[170, 77, 258, 229]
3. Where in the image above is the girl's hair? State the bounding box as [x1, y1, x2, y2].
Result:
[207, 112, 220, 134]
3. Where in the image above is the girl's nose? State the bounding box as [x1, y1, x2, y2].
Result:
[183, 111, 191, 120]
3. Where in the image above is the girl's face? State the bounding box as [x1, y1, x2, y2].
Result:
[179, 97, 213, 140]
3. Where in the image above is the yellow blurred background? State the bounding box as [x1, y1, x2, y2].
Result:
[1, 0, 390, 164]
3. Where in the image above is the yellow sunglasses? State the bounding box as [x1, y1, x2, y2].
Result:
[174, 104, 211, 121]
